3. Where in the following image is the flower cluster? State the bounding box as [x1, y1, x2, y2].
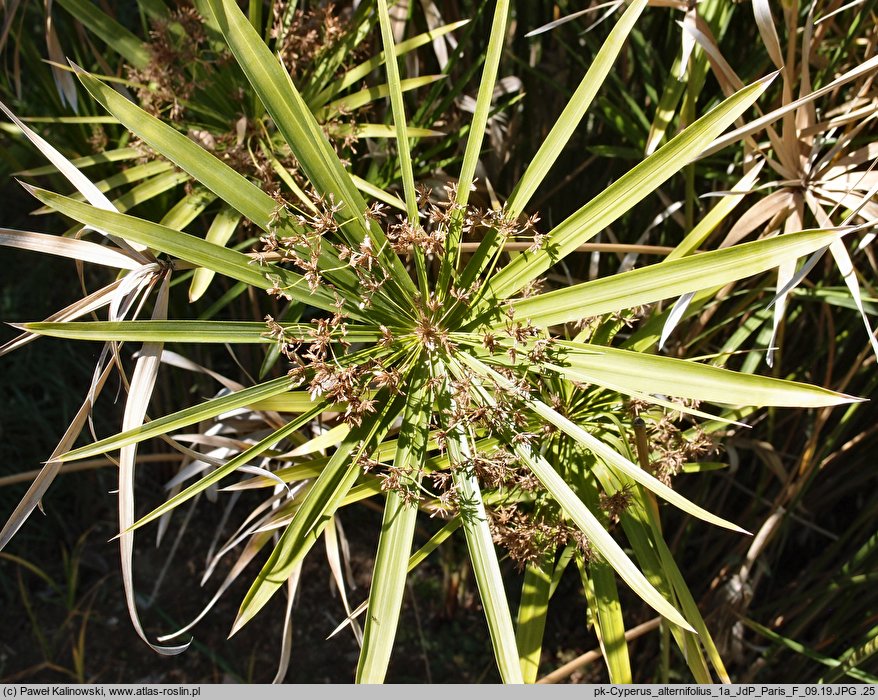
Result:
[271, 2, 348, 79]
[628, 400, 719, 486]
[128, 2, 210, 121]
[256, 182, 603, 570]
[488, 505, 592, 568]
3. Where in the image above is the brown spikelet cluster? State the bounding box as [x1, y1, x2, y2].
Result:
[575, 305, 651, 339]
[355, 446, 424, 508]
[255, 181, 582, 545]
[413, 311, 454, 354]
[599, 485, 633, 525]
[488, 505, 593, 568]
[376, 184, 544, 264]
[459, 449, 540, 493]
[439, 368, 542, 448]
[88, 125, 108, 152]
[349, 386, 555, 519]
[386, 217, 446, 257]
[258, 183, 553, 319]
[478, 311, 559, 369]
[271, 2, 348, 78]
[127, 2, 211, 122]
[632, 407, 719, 486]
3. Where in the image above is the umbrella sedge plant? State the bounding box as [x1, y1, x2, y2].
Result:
[0, 0, 862, 683]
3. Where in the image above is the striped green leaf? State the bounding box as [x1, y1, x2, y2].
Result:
[55, 0, 150, 68]
[507, 0, 648, 218]
[74, 69, 277, 229]
[439, 0, 509, 293]
[578, 482, 632, 683]
[589, 457, 719, 682]
[311, 20, 469, 108]
[190, 206, 242, 301]
[457, 352, 747, 532]
[505, 228, 842, 328]
[472, 73, 777, 309]
[204, 0, 416, 301]
[551, 341, 858, 408]
[24, 186, 341, 314]
[55, 376, 296, 463]
[516, 560, 552, 683]
[448, 358, 694, 635]
[232, 393, 406, 634]
[450, 439, 524, 682]
[357, 372, 431, 683]
[515, 446, 693, 632]
[15, 148, 140, 177]
[20, 320, 382, 344]
[316, 76, 444, 121]
[374, 0, 428, 295]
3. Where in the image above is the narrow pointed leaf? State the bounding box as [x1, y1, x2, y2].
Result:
[507, 0, 648, 217]
[1, 98, 151, 259]
[588, 543, 631, 682]
[54, 0, 149, 68]
[20, 320, 298, 343]
[591, 460, 713, 681]
[23, 186, 341, 313]
[0, 363, 113, 551]
[55, 376, 295, 463]
[647, 501, 731, 682]
[505, 228, 844, 328]
[828, 238, 878, 361]
[0, 279, 122, 357]
[15, 147, 139, 176]
[316, 76, 443, 121]
[457, 353, 747, 532]
[516, 560, 552, 683]
[190, 206, 243, 301]
[704, 55, 878, 158]
[515, 446, 694, 631]
[127, 405, 326, 535]
[435, 363, 522, 683]
[375, 0, 418, 220]
[645, 54, 686, 156]
[204, 0, 416, 300]
[312, 20, 469, 108]
[574, 475, 631, 682]
[233, 394, 405, 634]
[115, 279, 188, 654]
[659, 291, 695, 351]
[374, 0, 428, 295]
[552, 341, 858, 407]
[357, 373, 431, 683]
[0, 228, 140, 269]
[449, 437, 524, 682]
[45, 9, 77, 110]
[73, 69, 278, 230]
[440, 0, 509, 290]
[475, 74, 776, 307]
[666, 160, 767, 262]
[351, 175, 406, 210]
[752, 0, 784, 70]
